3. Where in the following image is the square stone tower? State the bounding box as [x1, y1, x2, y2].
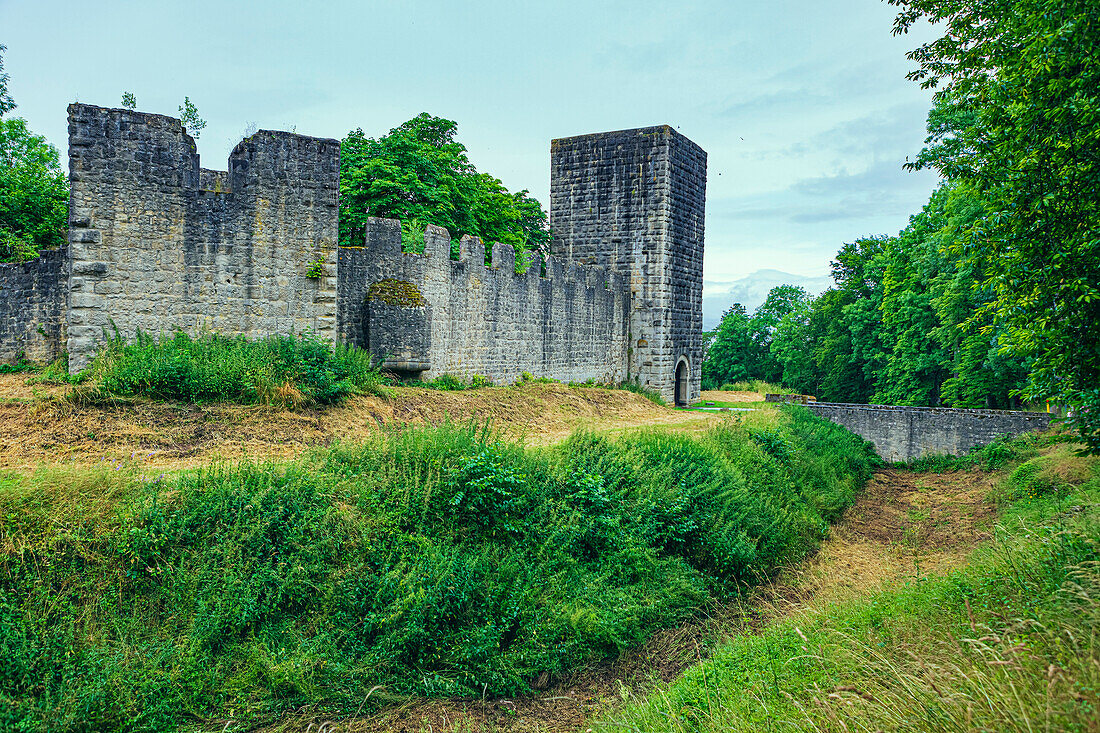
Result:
[550, 126, 706, 405]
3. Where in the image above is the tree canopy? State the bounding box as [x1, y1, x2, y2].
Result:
[889, 0, 1100, 449]
[704, 1, 1098, 450]
[701, 179, 1030, 409]
[339, 113, 549, 264]
[0, 45, 68, 263]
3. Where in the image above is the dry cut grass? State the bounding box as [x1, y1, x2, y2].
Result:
[0, 375, 719, 471]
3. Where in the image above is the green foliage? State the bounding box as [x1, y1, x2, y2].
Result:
[709, 180, 1032, 410]
[0, 47, 68, 263]
[0, 44, 13, 118]
[177, 96, 205, 139]
[400, 373, 493, 390]
[889, 0, 1100, 450]
[0, 411, 875, 730]
[717, 380, 794, 395]
[599, 437, 1100, 733]
[339, 113, 549, 264]
[702, 304, 757, 390]
[120, 91, 136, 110]
[0, 358, 37, 374]
[92, 330, 383, 406]
[703, 288, 814, 392]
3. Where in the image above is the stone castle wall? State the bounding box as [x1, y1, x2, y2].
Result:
[65, 104, 339, 370]
[550, 126, 706, 403]
[0, 247, 67, 363]
[1, 107, 706, 398]
[339, 218, 630, 385]
[806, 402, 1053, 462]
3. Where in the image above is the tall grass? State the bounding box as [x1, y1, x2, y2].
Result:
[598, 434, 1100, 733]
[0, 406, 875, 731]
[88, 330, 384, 406]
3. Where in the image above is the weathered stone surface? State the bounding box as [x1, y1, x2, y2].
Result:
[65, 104, 339, 371]
[3, 109, 709, 397]
[550, 126, 706, 404]
[0, 248, 67, 363]
[807, 402, 1053, 462]
[340, 218, 630, 385]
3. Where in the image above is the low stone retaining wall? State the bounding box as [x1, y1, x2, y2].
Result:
[806, 402, 1053, 462]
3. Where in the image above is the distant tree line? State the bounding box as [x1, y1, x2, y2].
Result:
[704, 179, 1028, 411]
[706, 0, 1099, 451]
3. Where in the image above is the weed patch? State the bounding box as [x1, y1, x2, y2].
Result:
[84, 330, 384, 407]
[568, 377, 667, 406]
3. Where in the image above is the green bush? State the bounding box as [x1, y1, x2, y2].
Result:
[0, 408, 875, 730]
[91, 330, 383, 406]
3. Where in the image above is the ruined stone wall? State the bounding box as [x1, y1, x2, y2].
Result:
[65, 104, 339, 370]
[806, 402, 1053, 462]
[338, 218, 630, 385]
[549, 126, 706, 403]
[0, 248, 67, 363]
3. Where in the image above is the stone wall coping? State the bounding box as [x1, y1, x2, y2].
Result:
[346, 217, 625, 293]
[808, 402, 1050, 418]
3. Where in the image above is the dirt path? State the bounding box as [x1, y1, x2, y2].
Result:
[260, 467, 996, 733]
[0, 374, 718, 471]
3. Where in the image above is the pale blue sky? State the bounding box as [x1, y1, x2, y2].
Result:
[0, 0, 940, 306]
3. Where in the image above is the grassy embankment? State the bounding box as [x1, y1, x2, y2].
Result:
[599, 434, 1100, 732]
[0, 356, 876, 732]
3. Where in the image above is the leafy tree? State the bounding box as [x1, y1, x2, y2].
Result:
[817, 236, 890, 403]
[0, 46, 67, 262]
[0, 44, 13, 117]
[873, 190, 954, 406]
[770, 295, 815, 393]
[701, 304, 757, 389]
[178, 96, 206, 138]
[121, 91, 137, 110]
[890, 0, 1100, 448]
[750, 284, 812, 383]
[339, 113, 548, 264]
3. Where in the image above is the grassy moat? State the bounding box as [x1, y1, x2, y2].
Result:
[0, 344, 1096, 731]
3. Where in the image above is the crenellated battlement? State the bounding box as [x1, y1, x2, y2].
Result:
[351, 219, 621, 291]
[338, 217, 631, 384]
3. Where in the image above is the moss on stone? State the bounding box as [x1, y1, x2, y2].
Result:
[367, 278, 428, 307]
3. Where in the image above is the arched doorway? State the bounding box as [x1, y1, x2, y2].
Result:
[674, 357, 689, 407]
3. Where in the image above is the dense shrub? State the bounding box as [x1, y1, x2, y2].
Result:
[91, 330, 383, 406]
[0, 407, 875, 730]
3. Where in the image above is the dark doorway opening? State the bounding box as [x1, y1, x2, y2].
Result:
[675, 359, 688, 407]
